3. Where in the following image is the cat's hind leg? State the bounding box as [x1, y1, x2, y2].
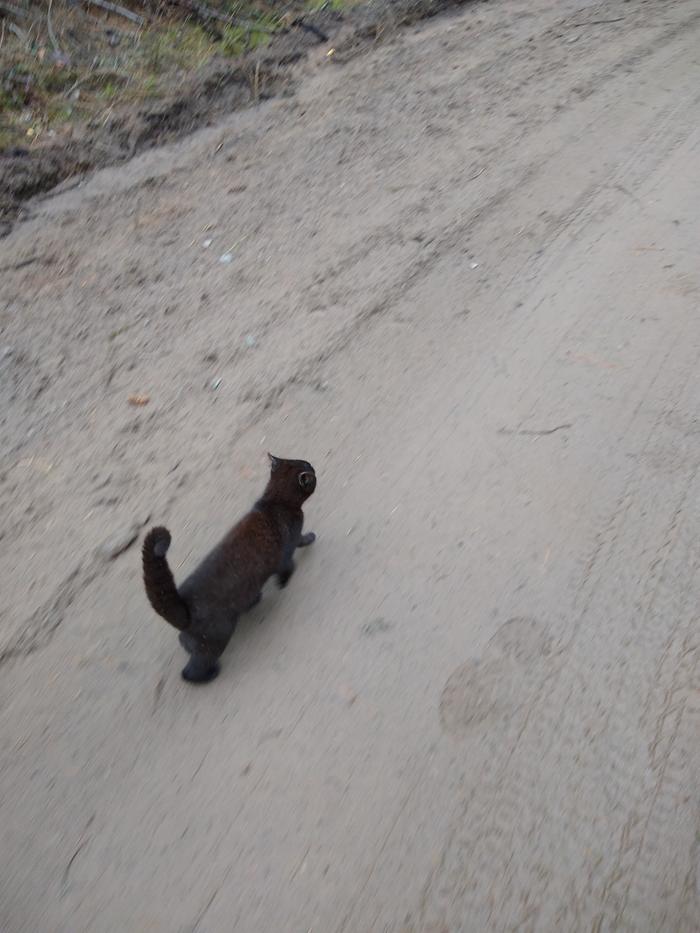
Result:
[179, 614, 232, 683]
[179, 630, 197, 654]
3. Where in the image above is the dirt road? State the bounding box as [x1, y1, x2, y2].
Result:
[1, 0, 699, 930]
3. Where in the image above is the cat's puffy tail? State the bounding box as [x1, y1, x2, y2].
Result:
[142, 527, 190, 631]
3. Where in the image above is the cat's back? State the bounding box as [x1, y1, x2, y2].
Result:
[222, 507, 283, 567]
[181, 507, 282, 596]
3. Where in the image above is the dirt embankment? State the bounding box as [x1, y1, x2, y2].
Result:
[0, 0, 476, 227]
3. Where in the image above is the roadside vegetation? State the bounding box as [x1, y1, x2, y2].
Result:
[0, 0, 468, 221]
[0, 1, 337, 151]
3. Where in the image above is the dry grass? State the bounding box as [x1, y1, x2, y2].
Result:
[0, 1, 295, 151]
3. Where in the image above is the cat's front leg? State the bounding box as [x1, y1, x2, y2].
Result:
[277, 559, 296, 588]
[297, 532, 316, 548]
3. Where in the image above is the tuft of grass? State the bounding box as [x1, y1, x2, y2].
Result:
[1, 60, 84, 147]
[141, 75, 160, 98]
[141, 23, 216, 74]
[221, 15, 278, 57]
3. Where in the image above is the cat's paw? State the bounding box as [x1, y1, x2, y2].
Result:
[181, 657, 220, 684]
[298, 532, 316, 547]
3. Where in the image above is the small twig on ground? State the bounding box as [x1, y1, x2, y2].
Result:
[61, 814, 95, 891]
[6, 18, 27, 43]
[46, 0, 64, 59]
[571, 18, 624, 28]
[252, 59, 260, 100]
[62, 838, 89, 889]
[498, 423, 573, 437]
[84, 0, 145, 26]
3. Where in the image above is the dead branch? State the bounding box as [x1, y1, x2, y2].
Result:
[292, 18, 329, 42]
[571, 18, 625, 28]
[83, 0, 145, 26]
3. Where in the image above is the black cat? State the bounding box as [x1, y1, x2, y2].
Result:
[142, 454, 316, 683]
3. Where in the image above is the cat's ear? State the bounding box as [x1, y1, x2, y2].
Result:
[298, 471, 316, 491]
[267, 453, 280, 472]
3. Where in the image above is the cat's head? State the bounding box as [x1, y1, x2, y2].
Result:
[266, 453, 317, 502]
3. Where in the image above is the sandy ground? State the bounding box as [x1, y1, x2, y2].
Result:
[1, 0, 700, 930]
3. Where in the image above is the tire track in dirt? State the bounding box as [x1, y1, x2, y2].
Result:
[416, 213, 700, 932]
